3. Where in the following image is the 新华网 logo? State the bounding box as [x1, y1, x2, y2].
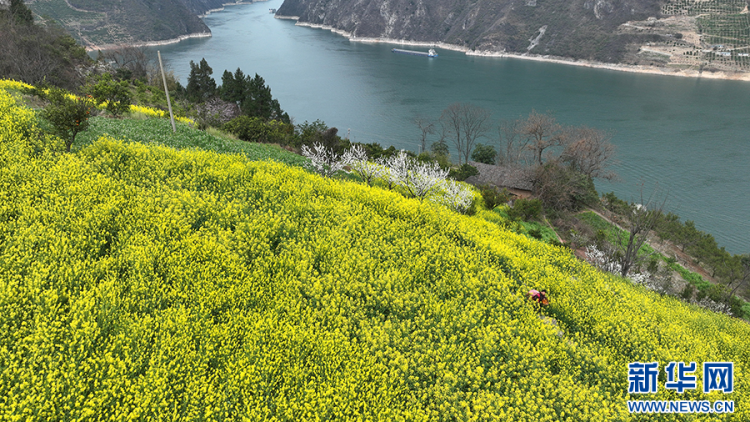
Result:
[627, 361, 735, 414]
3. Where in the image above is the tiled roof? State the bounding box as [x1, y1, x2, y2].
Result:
[464, 161, 535, 191]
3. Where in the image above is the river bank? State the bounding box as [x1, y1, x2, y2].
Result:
[277, 16, 750, 82]
[84, 32, 212, 52]
[199, 1, 266, 18]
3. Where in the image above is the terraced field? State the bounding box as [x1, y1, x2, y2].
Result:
[655, 0, 750, 70]
[26, 0, 209, 47]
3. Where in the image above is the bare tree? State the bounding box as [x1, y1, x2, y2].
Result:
[532, 161, 590, 211]
[439, 102, 491, 165]
[519, 110, 566, 166]
[561, 125, 617, 181]
[497, 118, 532, 167]
[414, 116, 435, 154]
[103, 46, 153, 80]
[615, 187, 667, 277]
[194, 98, 241, 130]
[726, 255, 750, 297]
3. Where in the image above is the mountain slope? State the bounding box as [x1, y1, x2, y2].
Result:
[277, 0, 665, 62]
[25, 0, 253, 47]
[278, 0, 750, 72]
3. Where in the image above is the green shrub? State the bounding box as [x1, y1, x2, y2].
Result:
[294, 120, 350, 153]
[449, 163, 479, 181]
[602, 192, 631, 215]
[224, 116, 295, 145]
[41, 88, 94, 152]
[507, 197, 543, 221]
[471, 143, 497, 165]
[87, 73, 132, 117]
[727, 295, 746, 318]
[647, 256, 659, 274]
[431, 139, 449, 156]
[361, 142, 397, 160]
[680, 284, 695, 301]
[548, 238, 568, 248]
[478, 184, 509, 210]
[224, 115, 267, 142]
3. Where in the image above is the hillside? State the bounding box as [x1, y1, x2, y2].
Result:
[25, 0, 251, 48]
[1, 86, 749, 419]
[277, 0, 665, 62]
[277, 0, 750, 72]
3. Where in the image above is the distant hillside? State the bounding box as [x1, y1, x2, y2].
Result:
[277, 0, 750, 71]
[277, 0, 665, 62]
[24, 0, 252, 48]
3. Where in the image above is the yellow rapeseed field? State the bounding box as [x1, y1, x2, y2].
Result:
[0, 87, 747, 420]
[0, 79, 194, 125]
[129, 104, 194, 125]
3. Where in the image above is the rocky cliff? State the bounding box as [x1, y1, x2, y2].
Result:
[276, 0, 666, 62]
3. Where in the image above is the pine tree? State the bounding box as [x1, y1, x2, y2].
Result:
[243, 73, 288, 123]
[219, 68, 244, 105]
[185, 58, 216, 103]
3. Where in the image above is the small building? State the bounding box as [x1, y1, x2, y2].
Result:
[464, 161, 535, 199]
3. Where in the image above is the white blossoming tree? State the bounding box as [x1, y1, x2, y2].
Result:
[303, 144, 473, 213]
[301, 142, 347, 177]
[342, 144, 383, 186]
[585, 245, 622, 274]
[432, 180, 475, 213]
[377, 151, 409, 190]
[400, 160, 449, 201]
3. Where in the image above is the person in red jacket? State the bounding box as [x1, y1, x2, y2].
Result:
[527, 289, 549, 307]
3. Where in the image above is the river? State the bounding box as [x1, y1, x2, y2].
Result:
[153, 0, 749, 254]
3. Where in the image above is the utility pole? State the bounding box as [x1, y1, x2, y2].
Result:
[158, 51, 176, 133]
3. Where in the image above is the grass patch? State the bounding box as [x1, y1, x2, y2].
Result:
[667, 260, 712, 290]
[490, 206, 559, 243]
[577, 211, 656, 255]
[72, 116, 308, 166]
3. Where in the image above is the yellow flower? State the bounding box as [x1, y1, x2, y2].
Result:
[0, 79, 34, 90]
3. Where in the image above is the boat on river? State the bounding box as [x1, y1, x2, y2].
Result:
[392, 48, 438, 58]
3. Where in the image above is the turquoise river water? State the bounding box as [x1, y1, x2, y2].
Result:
[153, 0, 749, 254]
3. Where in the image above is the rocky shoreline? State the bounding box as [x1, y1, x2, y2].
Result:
[199, 1, 265, 18]
[85, 32, 212, 52]
[277, 16, 750, 82]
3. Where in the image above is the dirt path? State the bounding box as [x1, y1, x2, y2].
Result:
[64, 0, 94, 14]
[583, 208, 715, 283]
